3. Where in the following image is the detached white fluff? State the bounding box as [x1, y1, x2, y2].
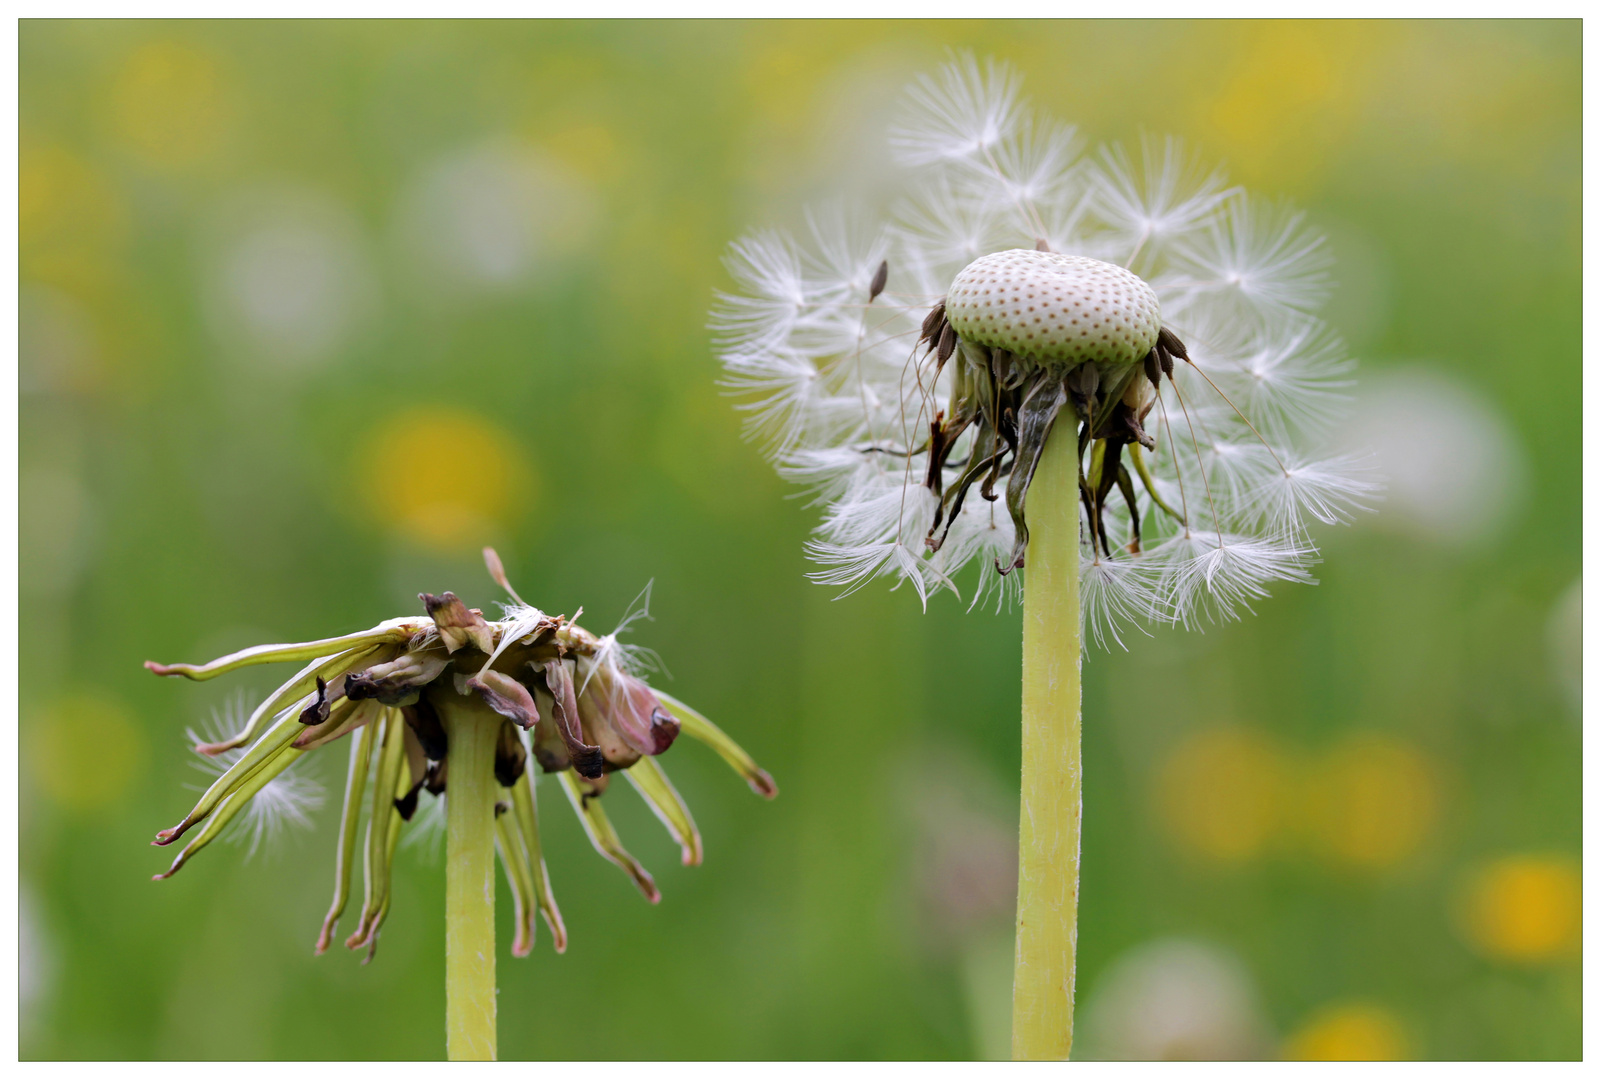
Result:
[188, 692, 324, 857]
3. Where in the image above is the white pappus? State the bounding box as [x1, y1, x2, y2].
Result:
[187, 691, 325, 858]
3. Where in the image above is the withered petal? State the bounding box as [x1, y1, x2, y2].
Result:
[654, 689, 778, 799]
[558, 770, 659, 903]
[543, 660, 604, 779]
[529, 686, 572, 774]
[466, 670, 540, 729]
[402, 697, 449, 760]
[494, 718, 528, 788]
[346, 652, 449, 706]
[297, 676, 330, 726]
[420, 591, 495, 655]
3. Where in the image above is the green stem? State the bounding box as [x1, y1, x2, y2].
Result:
[431, 687, 500, 1062]
[1012, 417, 1083, 1061]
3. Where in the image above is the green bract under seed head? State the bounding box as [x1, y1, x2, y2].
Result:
[944, 249, 1162, 368]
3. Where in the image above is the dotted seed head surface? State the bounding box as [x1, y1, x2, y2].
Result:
[944, 249, 1163, 368]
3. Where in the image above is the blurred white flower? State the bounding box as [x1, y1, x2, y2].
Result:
[202, 185, 377, 369]
[19, 882, 56, 1032]
[1338, 365, 1523, 547]
[20, 286, 98, 396]
[1076, 938, 1272, 1060]
[1547, 576, 1581, 715]
[19, 465, 95, 597]
[900, 747, 1017, 947]
[899, 748, 1019, 1061]
[715, 55, 1373, 645]
[395, 138, 596, 297]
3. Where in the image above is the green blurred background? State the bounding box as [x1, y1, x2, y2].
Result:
[18, 20, 1580, 1061]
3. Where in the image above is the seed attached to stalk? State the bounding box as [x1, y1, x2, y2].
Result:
[917, 249, 1191, 569]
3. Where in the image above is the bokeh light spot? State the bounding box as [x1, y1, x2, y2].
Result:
[19, 881, 56, 1017]
[108, 40, 233, 169]
[395, 138, 597, 298]
[1338, 367, 1525, 549]
[1198, 23, 1382, 189]
[19, 466, 96, 598]
[19, 143, 127, 292]
[204, 188, 376, 369]
[1211, 26, 1335, 144]
[354, 406, 533, 553]
[1458, 854, 1581, 964]
[1078, 938, 1270, 1060]
[1284, 1000, 1410, 1060]
[1156, 727, 1288, 863]
[19, 286, 102, 396]
[28, 694, 145, 810]
[1546, 577, 1581, 716]
[544, 123, 621, 184]
[1305, 732, 1439, 870]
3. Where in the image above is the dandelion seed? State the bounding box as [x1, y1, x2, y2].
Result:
[185, 694, 325, 859]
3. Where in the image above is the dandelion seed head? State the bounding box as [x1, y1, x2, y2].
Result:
[944, 250, 1162, 368]
[714, 53, 1370, 647]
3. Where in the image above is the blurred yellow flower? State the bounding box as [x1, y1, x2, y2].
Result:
[18, 143, 126, 293]
[29, 694, 145, 810]
[1160, 728, 1444, 872]
[543, 123, 621, 185]
[1304, 732, 1439, 870]
[1284, 1000, 1410, 1061]
[108, 40, 234, 170]
[353, 407, 533, 552]
[1458, 854, 1581, 964]
[1156, 727, 1289, 863]
[1198, 22, 1381, 190]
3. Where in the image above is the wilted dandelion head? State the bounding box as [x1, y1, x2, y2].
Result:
[146, 549, 775, 962]
[714, 55, 1374, 645]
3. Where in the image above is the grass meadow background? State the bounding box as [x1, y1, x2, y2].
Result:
[18, 20, 1580, 1060]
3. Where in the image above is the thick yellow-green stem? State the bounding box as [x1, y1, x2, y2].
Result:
[432, 688, 500, 1062]
[1012, 419, 1083, 1061]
